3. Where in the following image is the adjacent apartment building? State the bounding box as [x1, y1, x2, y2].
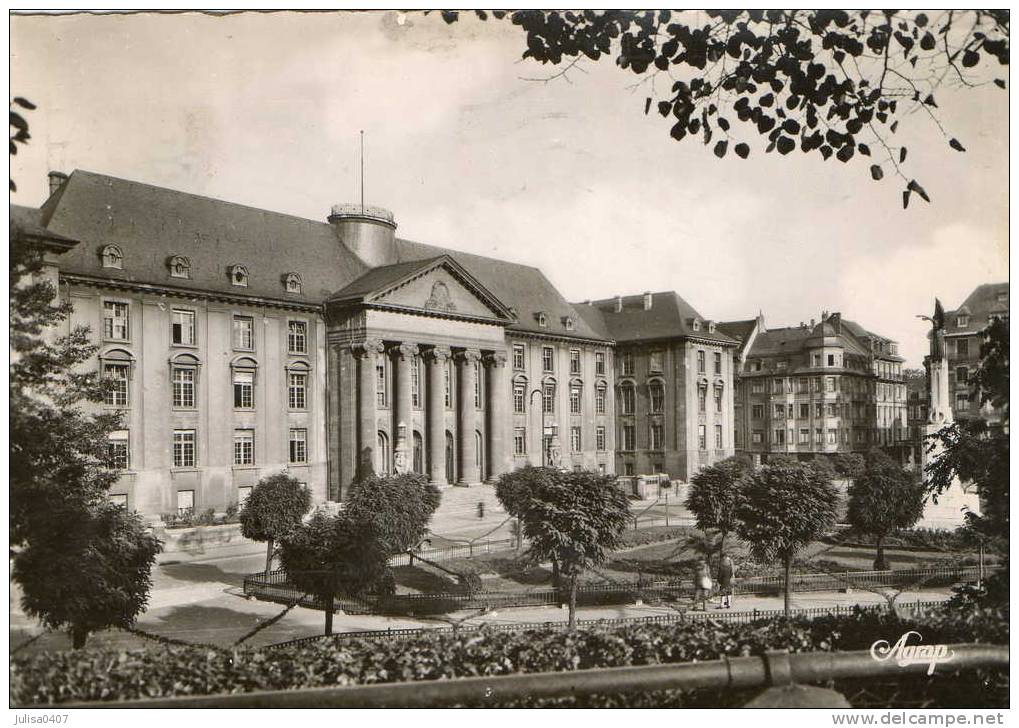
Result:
[722, 312, 910, 464]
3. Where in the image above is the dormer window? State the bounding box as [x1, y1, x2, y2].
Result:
[708, 321, 716, 333]
[100, 245, 123, 270]
[536, 312, 547, 327]
[996, 292, 1008, 303]
[956, 315, 969, 328]
[283, 272, 302, 294]
[168, 255, 191, 279]
[692, 319, 702, 332]
[562, 316, 575, 331]
[229, 265, 249, 287]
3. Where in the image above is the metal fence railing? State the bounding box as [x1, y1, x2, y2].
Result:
[242, 564, 995, 616]
[389, 537, 518, 567]
[262, 600, 946, 652]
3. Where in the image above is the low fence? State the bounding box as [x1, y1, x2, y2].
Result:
[242, 564, 993, 617]
[263, 600, 945, 652]
[389, 537, 518, 567]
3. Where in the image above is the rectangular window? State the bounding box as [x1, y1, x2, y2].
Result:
[542, 383, 556, 414]
[828, 353, 836, 367]
[622, 424, 636, 451]
[798, 428, 810, 445]
[289, 428, 307, 464]
[649, 383, 664, 413]
[799, 403, 810, 418]
[171, 309, 195, 346]
[697, 350, 705, 374]
[698, 424, 707, 450]
[956, 339, 969, 357]
[238, 486, 253, 506]
[624, 463, 635, 476]
[411, 358, 421, 408]
[815, 403, 824, 418]
[289, 372, 307, 410]
[773, 428, 785, 445]
[288, 320, 307, 354]
[698, 386, 707, 413]
[621, 386, 635, 415]
[813, 377, 822, 392]
[713, 387, 723, 413]
[813, 353, 822, 367]
[826, 377, 836, 393]
[826, 402, 837, 417]
[827, 428, 837, 444]
[714, 424, 723, 449]
[232, 316, 254, 350]
[751, 380, 764, 394]
[444, 361, 453, 409]
[595, 352, 606, 376]
[621, 352, 634, 376]
[774, 403, 785, 418]
[233, 429, 254, 465]
[955, 366, 968, 384]
[772, 378, 784, 394]
[570, 426, 582, 452]
[751, 430, 763, 444]
[376, 360, 387, 408]
[596, 426, 606, 451]
[798, 377, 809, 393]
[233, 370, 254, 409]
[172, 367, 196, 409]
[955, 392, 970, 412]
[173, 429, 196, 468]
[569, 386, 582, 415]
[513, 385, 526, 414]
[513, 427, 527, 455]
[107, 430, 129, 470]
[649, 424, 663, 450]
[176, 489, 195, 514]
[595, 387, 607, 415]
[569, 349, 581, 375]
[751, 404, 764, 419]
[649, 350, 664, 374]
[714, 352, 722, 375]
[474, 361, 483, 409]
[109, 493, 128, 509]
[815, 427, 824, 445]
[542, 346, 555, 373]
[103, 301, 130, 341]
[104, 363, 130, 406]
[776, 359, 787, 371]
[512, 344, 526, 370]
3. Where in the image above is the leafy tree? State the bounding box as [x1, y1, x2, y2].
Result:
[846, 449, 926, 569]
[279, 473, 439, 634]
[10, 96, 36, 191]
[685, 455, 750, 560]
[239, 473, 312, 578]
[12, 503, 162, 648]
[440, 10, 1008, 205]
[495, 467, 631, 627]
[736, 460, 839, 615]
[832, 452, 866, 479]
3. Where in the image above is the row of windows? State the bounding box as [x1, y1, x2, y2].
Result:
[618, 423, 724, 451]
[373, 357, 482, 411]
[747, 427, 897, 446]
[511, 425, 608, 455]
[511, 344, 607, 377]
[616, 382, 723, 415]
[100, 246, 304, 294]
[107, 428, 308, 470]
[511, 381, 610, 415]
[103, 363, 309, 410]
[753, 402, 873, 419]
[102, 301, 310, 354]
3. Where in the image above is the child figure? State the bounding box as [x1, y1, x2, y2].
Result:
[693, 559, 712, 611]
[717, 555, 737, 609]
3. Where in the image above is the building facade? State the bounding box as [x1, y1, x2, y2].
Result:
[12, 170, 619, 518]
[575, 293, 738, 481]
[939, 283, 1009, 430]
[725, 312, 909, 464]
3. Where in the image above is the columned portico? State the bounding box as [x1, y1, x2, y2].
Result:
[456, 349, 482, 485]
[484, 351, 510, 480]
[352, 339, 384, 480]
[390, 342, 416, 451]
[423, 346, 451, 486]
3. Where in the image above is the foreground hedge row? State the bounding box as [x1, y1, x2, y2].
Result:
[11, 606, 1008, 708]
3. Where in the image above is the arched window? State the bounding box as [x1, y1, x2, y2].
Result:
[542, 377, 556, 414]
[283, 272, 302, 294]
[595, 381, 608, 415]
[475, 430, 484, 478]
[285, 360, 311, 410]
[229, 265, 249, 287]
[231, 356, 258, 410]
[168, 255, 191, 279]
[99, 348, 134, 407]
[619, 382, 636, 415]
[376, 431, 390, 475]
[101, 245, 124, 269]
[513, 375, 528, 414]
[648, 379, 665, 414]
[569, 379, 583, 415]
[170, 352, 201, 409]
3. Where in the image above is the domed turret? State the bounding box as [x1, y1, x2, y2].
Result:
[327, 203, 398, 267]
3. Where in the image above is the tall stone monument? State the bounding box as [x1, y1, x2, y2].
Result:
[917, 299, 981, 529]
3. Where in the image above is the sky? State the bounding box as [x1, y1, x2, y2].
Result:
[10, 10, 1009, 367]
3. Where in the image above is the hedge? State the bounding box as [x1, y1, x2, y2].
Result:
[11, 606, 1008, 708]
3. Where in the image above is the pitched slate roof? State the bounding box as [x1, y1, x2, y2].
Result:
[328, 257, 442, 302]
[717, 318, 757, 345]
[38, 170, 371, 304]
[945, 283, 1010, 334]
[575, 292, 737, 345]
[747, 317, 889, 360]
[10, 203, 79, 249]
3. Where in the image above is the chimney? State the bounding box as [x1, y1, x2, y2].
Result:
[614, 295, 623, 313]
[47, 171, 68, 197]
[830, 312, 842, 334]
[642, 291, 653, 311]
[810, 318, 816, 328]
[327, 203, 398, 268]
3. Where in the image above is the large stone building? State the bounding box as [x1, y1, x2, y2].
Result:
[939, 282, 1009, 430]
[575, 293, 738, 481]
[722, 312, 910, 463]
[12, 170, 620, 517]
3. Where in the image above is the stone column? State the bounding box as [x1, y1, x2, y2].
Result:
[485, 351, 510, 480]
[456, 349, 482, 485]
[352, 339, 383, 481]
[423, 347, 451, 485]
[391, 342, 416, 440]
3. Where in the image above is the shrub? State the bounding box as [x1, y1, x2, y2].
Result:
[11, 605, 1007, 707]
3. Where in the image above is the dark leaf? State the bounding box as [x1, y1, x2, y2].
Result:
[713, 140, 728, 158]
[836, 144, 855, 163]
[658, 101, 672, 117]
[903, 189, 911, 209]
[994, 79, 1006, 89]
[734, 142, 750, 159]
[899, 147, 907, 163]
[962, 49, 980, 68]
[949, 138, 966, 152]
[870, 164, 883, 181]
[12, 97, 37, 110]
[776, 136, 795, 155]
[645, 97, 652, 115]
[718, 117, 730, 131]
[907, 179, 930, 203]
[858, 143, 871, 156]
[923, 94, 937, 107]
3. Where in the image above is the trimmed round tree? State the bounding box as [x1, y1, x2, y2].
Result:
[847, 449, 926, 570]
[12, 502, 162, 649]
[735, 460, 839, 615]
[495, 466, 631, 628]
[685, 455, 751, 560]
[239, 473, 312, 577]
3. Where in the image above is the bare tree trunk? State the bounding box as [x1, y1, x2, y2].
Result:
[71, 627, 88, 650]
[324, 594, 334, 636]
[264, 537, 274, 578]
[874, 534, 889, 571]
[783, 554, 792, 617]
[568, 574, 578, 629]
[718, 530, 727, 563]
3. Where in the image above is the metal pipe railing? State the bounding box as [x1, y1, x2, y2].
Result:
[57, 643, 1007, 709]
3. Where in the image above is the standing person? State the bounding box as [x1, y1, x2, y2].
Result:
[717, 555, 737, 609]
[692, 559, 712, 611]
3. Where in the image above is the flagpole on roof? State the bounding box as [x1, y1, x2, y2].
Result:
[360, 130, 365, 214]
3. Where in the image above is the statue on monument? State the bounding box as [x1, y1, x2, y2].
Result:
[546, 433, 562, 470]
